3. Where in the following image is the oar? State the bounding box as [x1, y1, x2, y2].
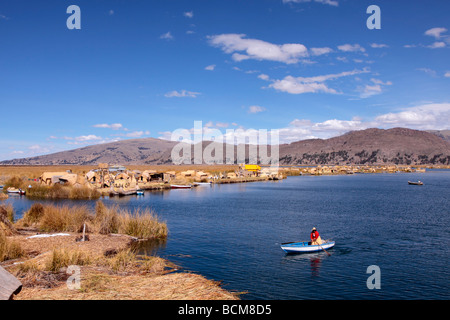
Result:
[319, 243, 331, 256]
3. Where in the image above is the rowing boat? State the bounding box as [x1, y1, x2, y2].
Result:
[280, 241, 335, 254]
[408, 181, 423, 185]
[171, 185, 192, 189]
[194, 182, 212, 186]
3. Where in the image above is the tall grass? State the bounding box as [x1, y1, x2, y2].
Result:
[94, 202, 120, 235]
[45, 248, 92, 272]
[26, 183, 100, 200]
[0, 229, 24, 262]
[118, 209, 168, 239]
[39, 205, 91, 233]
[2, 176, 27, 191]
[18, 202, 168, 240]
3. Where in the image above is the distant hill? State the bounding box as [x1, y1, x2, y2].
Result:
[427, 130, 450, 144]
[1, 128, 450, 166]
[0, 138, 178, 166]
[279, 128, 450, 165]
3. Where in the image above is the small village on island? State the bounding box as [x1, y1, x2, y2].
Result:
[2, 163, 427, 199]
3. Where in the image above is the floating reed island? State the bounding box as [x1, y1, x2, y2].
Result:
[0, 202, 239, 300]
[0, 163, 434, 199]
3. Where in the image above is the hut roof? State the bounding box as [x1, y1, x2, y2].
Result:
[115, 173, 129, 180]
[58, 174, 78, 185]
[41, 172, 70, 181]
[86, 171, 98, 180]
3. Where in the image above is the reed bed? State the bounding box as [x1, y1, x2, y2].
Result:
[0, 229, 25, 262]
[17, 202, 167, 240]
[25, 184, 100, 200]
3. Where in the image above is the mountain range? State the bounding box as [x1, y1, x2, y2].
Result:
[1, 128, 449, 166]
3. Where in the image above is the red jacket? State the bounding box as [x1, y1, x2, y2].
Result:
[311, 230, 320, 241]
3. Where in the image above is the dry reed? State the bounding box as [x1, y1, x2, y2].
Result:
[0, 229, 25, 262]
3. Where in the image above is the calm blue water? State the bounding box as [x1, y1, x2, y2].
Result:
[4, 170, 450, 300]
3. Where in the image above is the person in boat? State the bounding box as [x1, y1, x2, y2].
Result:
[310, 227, 323, 245]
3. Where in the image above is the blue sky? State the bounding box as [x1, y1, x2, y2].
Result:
[0, 0, 449, 160]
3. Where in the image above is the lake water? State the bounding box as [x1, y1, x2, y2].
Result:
[4, 170, 450, 300]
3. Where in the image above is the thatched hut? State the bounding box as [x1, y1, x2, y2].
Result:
[180, 170, 196, 177]
[86, 171, 100, 183]
[58, 174, 78, 185]
[40, 172, 71, 185]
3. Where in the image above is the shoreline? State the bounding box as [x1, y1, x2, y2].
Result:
[1, 232, 239, 300]
[0, 203, 240, 300]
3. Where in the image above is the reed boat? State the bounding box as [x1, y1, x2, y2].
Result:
[7, 187, 25, 195]
[193, 182, 212, 186]
[171, 185, 192, 189]
[109, 186, 138, 196]
[280, 240, 335, 254]
[408, 181, 424, 185]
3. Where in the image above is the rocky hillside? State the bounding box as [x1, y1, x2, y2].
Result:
[0, 138, 178, 166]
[1, 128, 449, 166]
[279, 128, 450, 165]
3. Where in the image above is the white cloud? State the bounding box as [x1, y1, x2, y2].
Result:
[205, 64, 216, 71]
[208, 33, 308, 64]
[123, 131, 150, 138]
[160, 32, 174, 40]
[337, 44, 365, 53]
[310, 47, 333, 56]
[248, 105, 266, 114]
[184, 11, 194, 18]
[282, 0, 339, 7]
[215, 122, 229, 128]
[370, 43, 389, 48]
[427, 41, 446, 49]
[93, 123, 123, 130]
[157, 103, 450, 145]
[268, 69, 369, 95]
[72, 135, 103, 142]
[374, 103, 450, 130]
[417, 68, 437, 77]
[165, 90, 201, 98]
[278, 103, 450, 143]
[424, 27, 448, 39]
[258, 74, 270, 81]
[445, 71, 450, 78]
[108, 10, 114, 16]
[358, 78, 392, 98]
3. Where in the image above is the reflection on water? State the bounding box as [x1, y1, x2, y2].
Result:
[4, 170, 450, 300]
[133, 238, 168, 256]
[282, 252, 329, 278]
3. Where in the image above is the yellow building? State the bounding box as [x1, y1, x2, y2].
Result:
[243, 164, 261, 172]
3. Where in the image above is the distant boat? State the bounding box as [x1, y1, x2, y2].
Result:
[109, 186, 138, 196]
[408, 181, 424, 185]
[7, 188, 26, 195]
[171, 185, 192, 189]
[136, 189, 144, 195]
[280, 241, 335, 254]
[194, 182, 212, 186]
